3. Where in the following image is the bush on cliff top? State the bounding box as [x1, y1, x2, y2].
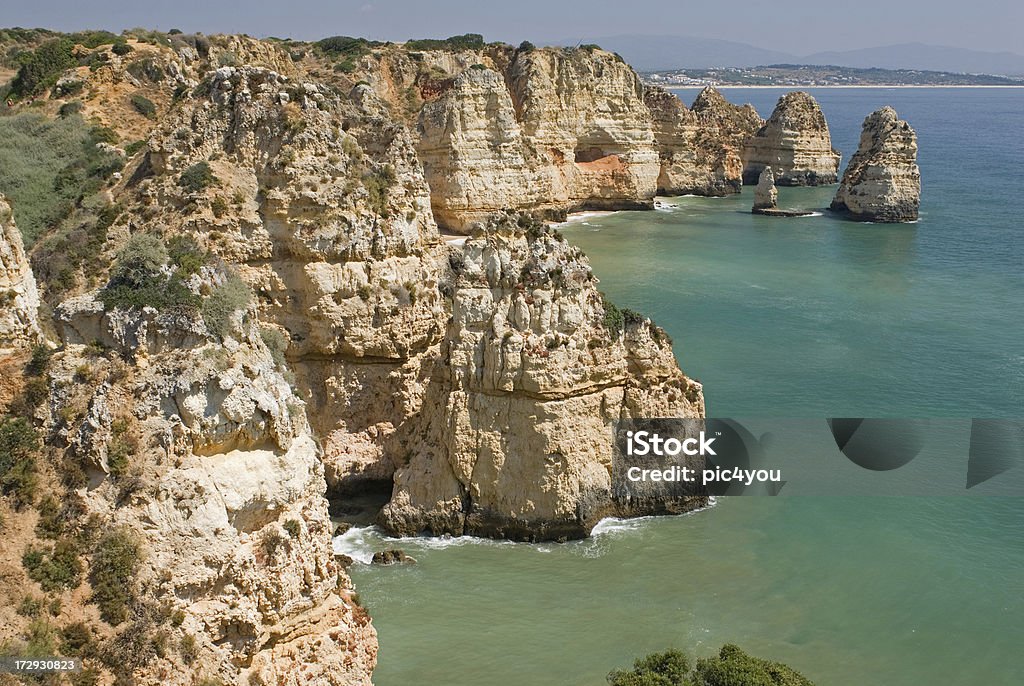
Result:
[609, 645, 814, 686]
[608, 649, 690, 686]
[405, 33, 486, 51]
[10, 37, 76, 97]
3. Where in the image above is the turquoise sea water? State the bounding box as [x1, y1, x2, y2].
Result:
[344, 89, 1024, 685]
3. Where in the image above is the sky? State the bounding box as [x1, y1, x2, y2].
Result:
[2, 0, 1021, 56]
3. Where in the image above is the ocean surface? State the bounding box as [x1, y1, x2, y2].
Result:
[340, 88, 1024, 685]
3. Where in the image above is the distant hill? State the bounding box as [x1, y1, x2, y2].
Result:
[569, 35, 1024, 76]
[556, 34, 792, 71]
[804, 43, 1024, 76]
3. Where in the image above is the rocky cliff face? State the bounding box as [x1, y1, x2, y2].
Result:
[830, 107, 920, 222]
[3, 33, 719, 683]
[51, 298, 376, 685]
[380, 214, 705, 541]
[417, 47, 660, 232]
[742, 91, 840, 185]
[0, 195, 42, 350]
[645, 86, 763, 196]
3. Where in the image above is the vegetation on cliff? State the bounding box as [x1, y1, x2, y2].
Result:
[609, 645, 814, 686]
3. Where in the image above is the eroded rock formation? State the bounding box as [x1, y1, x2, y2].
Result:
[644, 86, 764, 196]
[381, 214, 705, 541]
[830, 107, 921, 222]
[752, 167, 778, 211]
[742, 91, 840, 186]
[52, 309, 375, 685]
[418, 48, 660, 231]
[0, 195, 42, 349]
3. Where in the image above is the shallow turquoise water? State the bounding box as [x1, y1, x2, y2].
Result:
[346, 89, 1024, 685]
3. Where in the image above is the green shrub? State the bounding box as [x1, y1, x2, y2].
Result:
[89, 528, 141, 625]
[106, 419, 138, 479]
[10, 38, 76, 97]
[130, 93, 156, 118]
[60, 621, 93, 656]
[260, 326, 289, 368]
[363, 164, 396, 217]
[22, 538, 83, 591]
[0, 112, 122, 247]
[99, 234, 201, 312]
[601, 294, 624, 339]
[623, 308, 646, 327]
[608, 649, 691, 686]
[517, 41, 536, 53]
[124, 139, 147, 156]
[693, 644, 814, 686]
[210, 195, 229, 218]
[177, 161, 217, 193]
[25, 617, 59, 658]
[67, 30, 120, 49]
[27, 344, 53, 376]
[180, 633, 199, 664]
[202, 272, 252, 340]
[0, 417, 39, 506]
[609, 646, 814, 686]
[167, 234, 209, 276]
[109, 233, 166, 286]
[17, 595, 43, 618]
[316, 35, 381, 71]
[111, 41, 133, 56]
[405, 33, 486, 51]
[58, 100, 84, 117]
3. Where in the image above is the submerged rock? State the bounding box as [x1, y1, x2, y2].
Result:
[742, 91, 840, 186]
[831, 107, 920, 222]
[372, 549, 416, 565]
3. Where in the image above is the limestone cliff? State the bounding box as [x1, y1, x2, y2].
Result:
[380, 214, 705, 541]
[50, 293, 376, 685]
[0, 195, 42, 350]
[417, 47, 660, 232]
[742, 91, 840, 186]
[645, 86, 762, 196]
[830, 107, 921, 222]
[2, 31, 719, 683]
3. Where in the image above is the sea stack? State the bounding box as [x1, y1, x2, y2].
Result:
[752, 167, 778, 212]
[830, 107, 921, 222]
[0, 194, 42, 350]
[750, 166, 813, 217]
[742, 91, 841, 185]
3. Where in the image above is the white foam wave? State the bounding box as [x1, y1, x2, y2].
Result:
[332, 526, 380, 564]
[335, 499, 719, 563]
[552, 210, 616, 227]
[590, 497, 719, 538]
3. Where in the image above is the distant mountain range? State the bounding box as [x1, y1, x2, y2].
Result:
[563, 35, 1024, 76]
